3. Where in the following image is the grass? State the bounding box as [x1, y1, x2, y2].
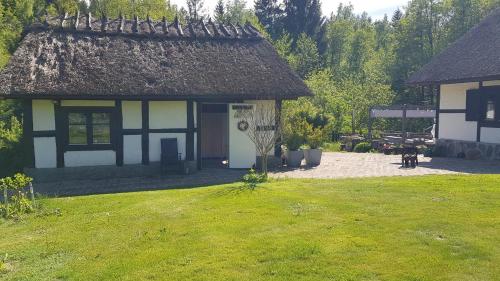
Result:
[1, 175, 500, 281]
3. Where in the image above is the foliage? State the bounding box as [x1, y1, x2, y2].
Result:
[88, 0, 178, 20]
[239, 102, 280, 175]
[254, 0, 282, 38]
[0, 173, 34, 219]
[214, 0, 224, 22]
[353, 142, 372, 153]
[0, 116, 24, 178]
[304, 124, 326, 149]
[241, 168, 267, 189]
[322, 142, 341, 152]
[186, 0, 205, 22]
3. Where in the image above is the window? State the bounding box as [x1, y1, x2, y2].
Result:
[486, 100, 495, 120]
[67, 111, 112, 147]
[92, 113, 111, 144]
[68, 113, 87, 145]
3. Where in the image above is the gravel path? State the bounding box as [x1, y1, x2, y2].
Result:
[270, 152, 500, 179]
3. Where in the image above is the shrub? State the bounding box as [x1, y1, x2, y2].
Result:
[0, 173, 34, 219]
[285, 133, 304, 151]
[353, 142, 372, 153]
[242, 169, 267, 189]
[0, 116, 25, 178]
[322, 142, 341, 152]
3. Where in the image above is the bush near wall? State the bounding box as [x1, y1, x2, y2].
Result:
[353, 142, 372, 153]
[0, 116, 25, 178]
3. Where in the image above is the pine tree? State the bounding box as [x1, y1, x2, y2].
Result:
[282, 0, 325, 48]
[214, 0, 224, 22]
[254, 0, 282, 38]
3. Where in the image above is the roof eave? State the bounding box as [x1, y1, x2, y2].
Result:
[407, 74, 500, 86]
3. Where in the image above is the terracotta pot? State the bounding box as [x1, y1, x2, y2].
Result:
[286, 150, 303, 168]
[304, 149, 322, 166]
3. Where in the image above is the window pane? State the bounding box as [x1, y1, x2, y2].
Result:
[486, 100, 495, 120]
[68, 113, 87, 145]
[92, 113, 111, 144]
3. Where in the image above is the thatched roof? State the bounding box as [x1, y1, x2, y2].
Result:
[0, 14, 311, 100]
[407, 8, 500, 85]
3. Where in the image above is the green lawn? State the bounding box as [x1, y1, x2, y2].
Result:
[1, 175, 499, 281]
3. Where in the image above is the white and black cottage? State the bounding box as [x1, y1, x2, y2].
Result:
[0, 14, 311, 176]
[408, 8, 500, 159]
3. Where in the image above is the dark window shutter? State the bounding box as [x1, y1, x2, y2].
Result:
[465, 89, 480, 121]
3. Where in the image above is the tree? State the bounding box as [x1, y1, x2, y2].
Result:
[282, 0, 325, 48]
[289, 33, 319, 78]
[225, 0, 254, 24]
[186, 0, 205, 22]
[214, 0, 224, 22]
[254, 0, 282, 38]
[240, 103, 280, 175]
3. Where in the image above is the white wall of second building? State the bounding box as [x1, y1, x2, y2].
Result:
[33, 137, 57, 168]
[64, 151, 116, 167]
[439, 83, 479, 142]
[149, 133, 186, 162]
[439, 113, 477, 142]
[149, 101, 187, 129]
[480, 127, 500, 144]
[440, 82, 479, 109]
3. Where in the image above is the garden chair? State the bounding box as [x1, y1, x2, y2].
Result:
[160, 138, 184, 174]
[401, 145, 419, 168]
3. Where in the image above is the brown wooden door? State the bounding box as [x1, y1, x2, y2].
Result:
[201, 112, 228, 158]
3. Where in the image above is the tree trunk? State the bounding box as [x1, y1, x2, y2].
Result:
[261, 154, 268, 175]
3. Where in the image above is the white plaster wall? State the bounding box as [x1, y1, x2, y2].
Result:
[439, 113, 477, 142]
[32, 100, 55, 131]
[34, 137, 57, 168]
[149, 101, 187, 129]
[483, 80, 500, 87]
[122, 101, 142, 129]
[149, 133, 186, 162]
[440, 83, 479, 109]
[229, 103, 257, 168]
[123, 135, 142, 164]
[480, 127, 500, 144]
[61, 100, 115, 107]
[64, 151, 116, 167]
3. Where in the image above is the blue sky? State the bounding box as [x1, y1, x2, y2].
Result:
[170, 0, 408, 20]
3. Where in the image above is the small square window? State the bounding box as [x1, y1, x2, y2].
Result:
[486, 100, 495, 120]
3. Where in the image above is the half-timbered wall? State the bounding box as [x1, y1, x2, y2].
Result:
[28, 99, 205, 169]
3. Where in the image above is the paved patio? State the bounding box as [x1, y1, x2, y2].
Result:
[32, 153, 500, 196]
[34, 168, 247, 197]
[271, 152, 500, 179]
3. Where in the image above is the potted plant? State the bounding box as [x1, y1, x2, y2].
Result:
[285, 133, 304, 168]
[303, 126, 325, 166]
